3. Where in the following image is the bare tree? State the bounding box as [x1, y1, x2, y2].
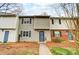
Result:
[59, 3, 79, 53]
[50, 3, 79, 53]
[0, 3, 23, 15]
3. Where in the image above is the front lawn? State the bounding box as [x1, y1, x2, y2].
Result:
[0, 42, 39, 55]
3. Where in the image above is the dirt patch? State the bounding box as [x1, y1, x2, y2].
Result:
[0, 42, 39, 55]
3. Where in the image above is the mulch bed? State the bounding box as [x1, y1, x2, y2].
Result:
[46, 41, 77, 48]
[0, 42, 39, 55]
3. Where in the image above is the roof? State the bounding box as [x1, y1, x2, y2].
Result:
[19, 15, 79, 19]
[50, 17, 79, 19]
[19, 15, 50, 18]
[0, 13, 78, 19]
[0, 12, 16, 17]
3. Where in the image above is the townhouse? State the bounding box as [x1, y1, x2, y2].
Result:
[0, 13, 77, 43]
[0, 13, 19, 43]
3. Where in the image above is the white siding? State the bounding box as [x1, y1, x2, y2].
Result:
[19, 18, 39, 42]
[45, 31, 51, 42]
[50, 19, 75, 29]
[0, 30, 17, 42]
[0, 16, 18, 42]
[20, 30, 39, 42]
[8, 30, 17, 42]
[34, 18, 50, 29]
[0, 17, 17, 29]
[0, 30, 4, 42]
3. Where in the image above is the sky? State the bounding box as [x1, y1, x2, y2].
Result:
[20, 3, 77, 17]
[0, 3, 77, 17]
[21, 3, 62, 16]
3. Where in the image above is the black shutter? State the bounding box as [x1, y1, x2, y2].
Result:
[52, 19, 54, 24]
[30, 18, 31, 24]
[29, 31, 31, 37]
[20, 31, 22, 37]
[22, 18, 24, 24]
[59, 19, 61, 24]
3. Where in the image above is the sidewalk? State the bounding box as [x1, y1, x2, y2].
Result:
[39, 43, 52, 55]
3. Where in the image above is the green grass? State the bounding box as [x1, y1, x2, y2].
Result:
[50, 47, 73, 55]
[66, 48, 79, 55]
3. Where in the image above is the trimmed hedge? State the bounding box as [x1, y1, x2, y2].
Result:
[50, 47, 73, 55]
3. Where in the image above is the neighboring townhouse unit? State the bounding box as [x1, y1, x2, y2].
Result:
[0, 13, 78, 43]
[0, 13, 19, 43]
[50, 17, 76, 42]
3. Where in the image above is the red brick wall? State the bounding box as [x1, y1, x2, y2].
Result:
[51, 30, 75, 41]
[61, 31, 68, 40]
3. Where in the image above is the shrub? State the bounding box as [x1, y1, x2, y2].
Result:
[50, 47, 73, 55]
[52, 37, 64, 43]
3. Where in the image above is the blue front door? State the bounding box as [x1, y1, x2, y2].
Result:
[39, 31, 44, 42]
[4, 31, 9, 43]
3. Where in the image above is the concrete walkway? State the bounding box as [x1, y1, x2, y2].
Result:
[39, 43, 52, 55]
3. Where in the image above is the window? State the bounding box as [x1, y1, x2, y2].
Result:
[59, 19, 61, 24]
[54, 31, 61, 37]
[20, 31, 31, 37]
[52, 19, 54, 24]
[23, 31, 26, 37]
[26, 31, 28, 37]
[68, 32, 73, 40]
[27, 18, 32, 24]
[21, 18, 32, 24]
[24, 18, 27, 24]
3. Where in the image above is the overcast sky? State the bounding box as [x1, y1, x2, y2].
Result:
[20, 3, 77, 17]
[21, 3, 63, 17]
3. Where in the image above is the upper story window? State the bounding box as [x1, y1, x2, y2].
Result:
[52, 19, 61, 25]
[59, 19, 61, 24]
[21, 18, 32, 24]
